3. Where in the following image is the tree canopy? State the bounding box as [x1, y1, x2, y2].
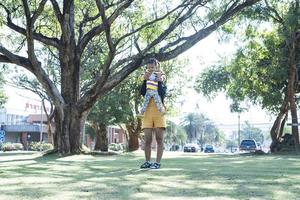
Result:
[0, 0, 261, 154]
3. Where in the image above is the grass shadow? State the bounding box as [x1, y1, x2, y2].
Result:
[0, 152, 300, 200]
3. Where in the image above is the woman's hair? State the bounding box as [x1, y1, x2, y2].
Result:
[147, 58, 159, 65]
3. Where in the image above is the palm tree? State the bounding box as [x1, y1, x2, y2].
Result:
[181, 113, 208, 143]
[165, 120, 187, 150]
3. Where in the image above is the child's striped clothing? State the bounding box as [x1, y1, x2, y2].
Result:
[146, 80, 158, 90]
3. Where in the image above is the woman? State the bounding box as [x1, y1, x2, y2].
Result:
[140, 58, 166, 169]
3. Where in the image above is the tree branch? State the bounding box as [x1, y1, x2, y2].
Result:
[157, 0, 262, 61]
[0, 2, 60, 48]
[91, 0, 262, 105]
[0, 46, 33, 71]
[98, 0, 115, 53]
[78, 0, 133, 55]
[0, 46, 64, 110]
[32, 0, 48, 24]
[115, 1, 188, 46]
[78, 12, 101, 44]
[264, 0, 284, 24]
[143, 2, 200, 54]
[21, 0, 31, 20]
[22, 0, 41, 66]
[77, 56, 143, 112]
[7, 21, 60, 48]
[50, 0, 63, 23]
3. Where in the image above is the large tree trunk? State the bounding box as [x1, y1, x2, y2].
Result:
[51, 0, 83, 155]
[270, 96, 288, 152]
[94, 123, 108, 152]
[54, 107, 82, 155]
[118, 124, 129, 151]
[287, 34, 300, 145]
[126, 117, 142, 151]
[42, 99, 55, 145]
[270, 96, 288, 141]
[278, 112, 288, 139]
[127, 129, 139, 151]
[47, 121, 53, 145]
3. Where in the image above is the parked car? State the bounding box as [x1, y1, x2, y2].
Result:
[183, 143, 199, 152]
[204, 145, 215, 153]
[239, 139, 258, 151]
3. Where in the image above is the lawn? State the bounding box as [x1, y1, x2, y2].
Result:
[0, 151, 300, 200]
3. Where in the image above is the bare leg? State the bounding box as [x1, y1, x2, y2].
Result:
[144, 128, 153, 161]
[155, 128, 165, 163]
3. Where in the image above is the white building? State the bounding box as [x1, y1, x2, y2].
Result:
[0, 85, 49, 147]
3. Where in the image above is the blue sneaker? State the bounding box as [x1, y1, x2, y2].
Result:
[140, 161, 152, 169]
[150, 162, 161, 169]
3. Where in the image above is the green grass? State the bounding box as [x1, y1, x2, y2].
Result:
[0, 151, 300, 200]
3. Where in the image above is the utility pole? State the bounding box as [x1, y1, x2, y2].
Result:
[40, 100, 43, 143]
[238, 114, 241, 150]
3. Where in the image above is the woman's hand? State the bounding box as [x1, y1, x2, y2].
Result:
[156, 72, 165, 82]
[143, 71, 151, 80]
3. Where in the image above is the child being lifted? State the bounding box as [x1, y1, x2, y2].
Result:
[140, 58, 166, 115]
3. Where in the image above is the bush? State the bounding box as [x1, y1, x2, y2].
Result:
[29, 142, 40, 151]
[29, 142, 53, 151]
[108, 143, 124, 151]
[41, 143, 53, 151]
[0, 142, 23, 151]
[14, 143, 23, 150]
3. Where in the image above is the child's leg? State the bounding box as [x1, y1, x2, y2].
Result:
[152, 92, 165, 113]
[140, 92, 151, 114]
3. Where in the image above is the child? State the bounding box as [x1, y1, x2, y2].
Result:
[140, 58, 166, 115]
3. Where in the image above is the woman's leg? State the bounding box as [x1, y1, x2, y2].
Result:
[155, 128, 165, 163]
[144, 128, 153, 161]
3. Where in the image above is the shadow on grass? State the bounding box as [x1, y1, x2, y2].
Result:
[0, 152, 300, 200]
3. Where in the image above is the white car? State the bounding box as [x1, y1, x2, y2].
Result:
[183, 143, 200, 152]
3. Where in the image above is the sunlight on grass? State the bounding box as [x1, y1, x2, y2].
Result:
[0, 151, 300, 200]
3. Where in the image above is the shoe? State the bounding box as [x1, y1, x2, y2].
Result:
[150, 162, 161, 169]
[140, 161, 152, 169]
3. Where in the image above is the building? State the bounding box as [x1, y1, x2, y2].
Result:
[1, 85, 127, 150]
[0, 85, 50, 148]
[0, 108, 48, 149]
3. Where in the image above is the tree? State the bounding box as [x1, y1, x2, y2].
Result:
[165, 120, 187, 150]
[202, 122, 225, 147]
[87, 85, 131, 151]
[181, 113, 203, 143]
[0, 69, 7, 107]
[0, 0, 261, 155]
[240, 121, 264, 144]
[181, 112, 222, 148]
[195, 0, 300, 152]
